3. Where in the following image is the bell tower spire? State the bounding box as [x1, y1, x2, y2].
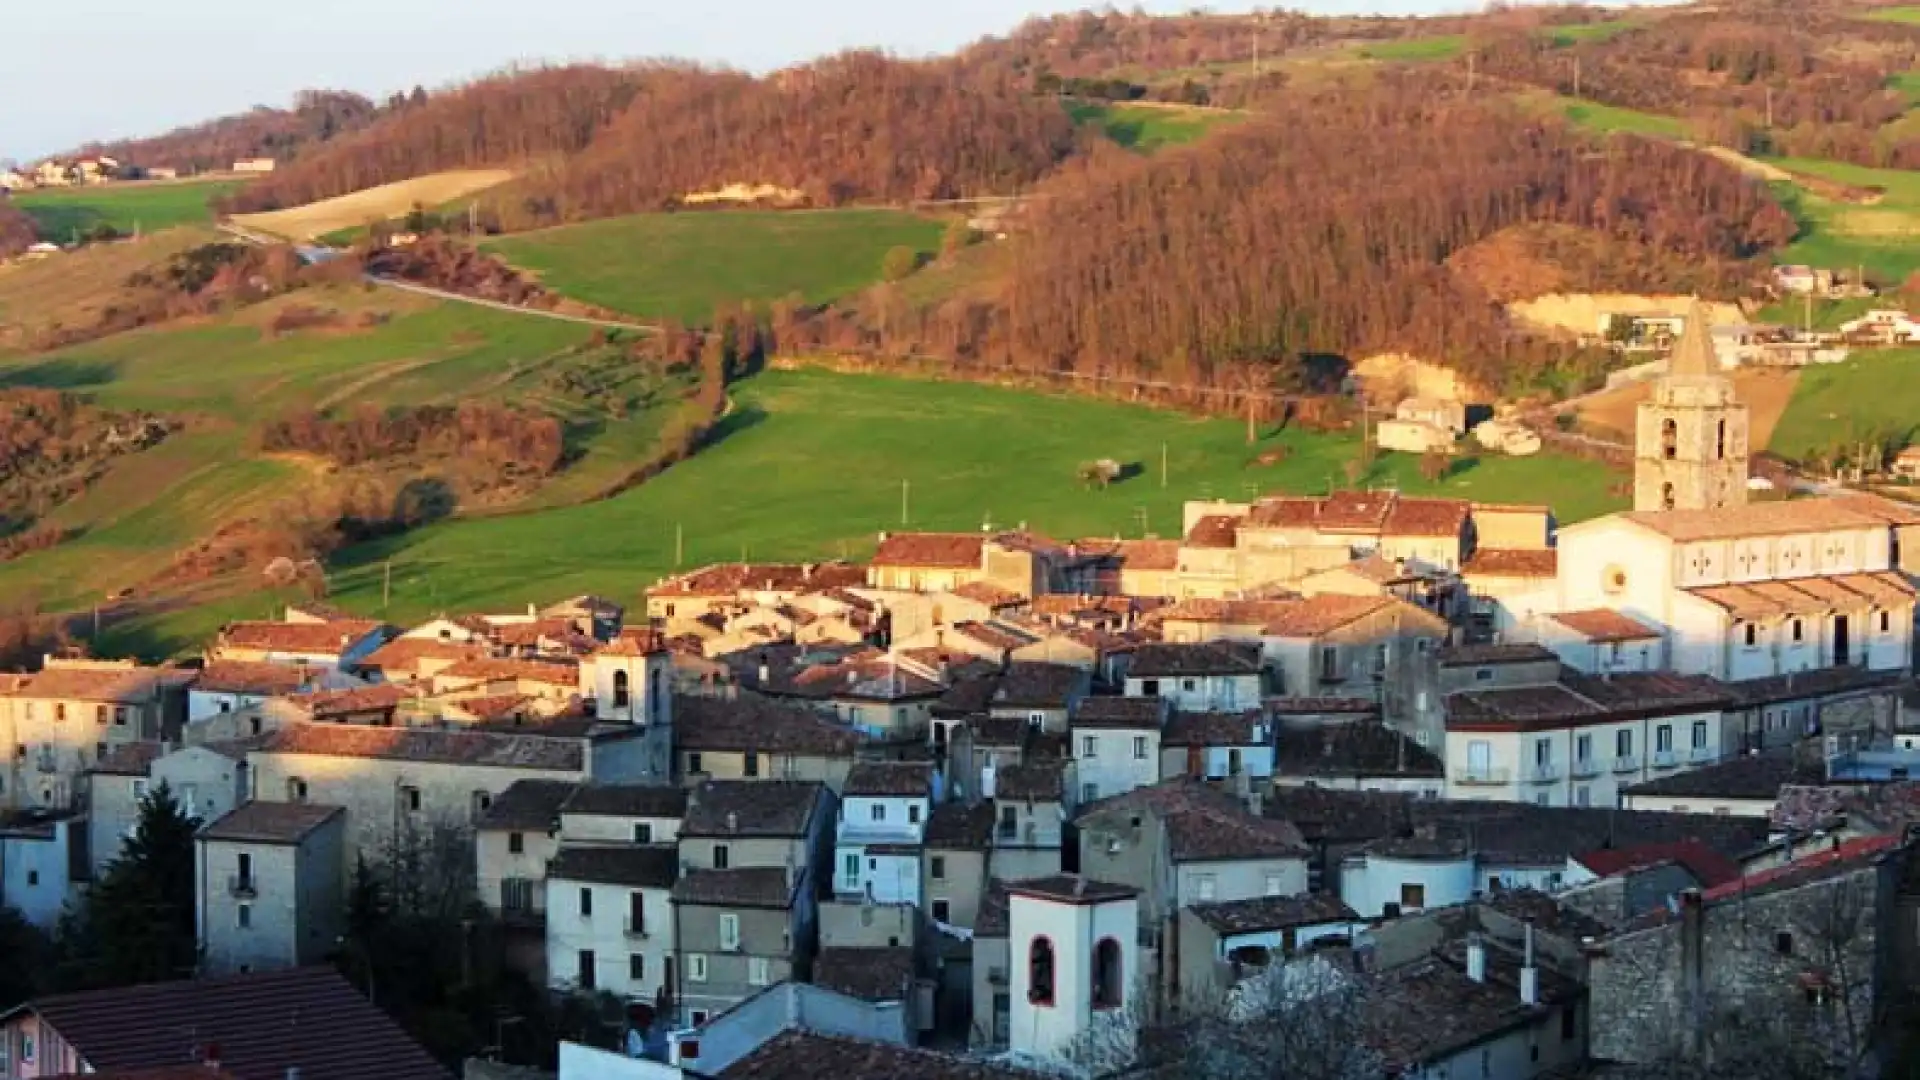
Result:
[1632, 299, 1750, 513]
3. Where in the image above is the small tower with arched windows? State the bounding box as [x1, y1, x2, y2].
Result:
[1633, 298, 1750, 513]
[1008, 874, 1140, 1062]
[580, 629, 674, 779]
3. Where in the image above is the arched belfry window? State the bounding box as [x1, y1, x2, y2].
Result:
[612, 669, 631, 709]
[1028, 937, 1056, 1006]
[1717, 419, 1728, 460]
[1093, 937, 1124, 1009]
[1662, 483, 1676, 511]
[1661, 419, 1679, 460]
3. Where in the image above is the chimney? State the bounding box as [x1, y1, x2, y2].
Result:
[1465, 934, 1486, 983]
[1680, 888, 1707, 1061]
[1520, 919, 1539, 1006]
[726, 811, 738, 833]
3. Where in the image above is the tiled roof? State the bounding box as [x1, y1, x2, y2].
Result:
[1725, 664, 1903, 706]
[924, 801, 995, 849]
[192, 660, 318, 696]
[1004, 874, 1139, 905]
[1449, 672, 1730, 732]
[1549, 609, 1663, 642]
[1383, 496, 1471, 537]
[1161, 709, 1267, 747]
[1129, 641, 1262, 677]
[255, 722, 586, 771]
[199, 801, 342, 845]
[1080, 779, 1307, 861]
[561, 783, 689, 818]
[596, 627, 667, 657]
[811, 946, 917, 1002]
[1276, 721, 1443, 777]
[1622, 752, 1819, 801]
[1112, 539, 1181, 571]
[548, 844, 679, 888]
[674, 693, 868, 754]
[1362, 941, 1579, 1071]
[1316, 490, 1398, 533]
[1073, 695, 1169, 730]
[436, 657, 580, 686]
[719, 1031, 1041, 1080]
[771, 656, 946, 702]
[446, 692, 535, 722]
[843, 762, 934, 797]
[1434, 643, 1557, 667]
[281, 683, 409, 718]
[1573, 840, 1741, 889]
[871, 532, 986, 568]
[1267, 696, 1380, 715]
[1616, 498, 1892, 542]
[1244, 495, 1323, 528]
[475, 779, 577, 830]
[1824, 491, 1920, 526]
[994, 761, 1067, 802]
[671, 866, 794, 909]
[1183, 515, 1242, 549]
[948, 581, 1025, 607]
[90, 740, 166, 777]
[359, 638, 489, 675]
[1257, 594, 1394, 637]
[1157, 597, 1301, 625]
[1189, 892, 1357, 934]
[15, 966, 450, 1080]
[682, 780, 823, 837]
[1462, 548, 1558, 577]
[650, 561, 866, 596]
[3, 663, 189, 703]
[992, 662, 1086, 709]
[218, 620, 387, 653]
[1314, 553, 1420, 585]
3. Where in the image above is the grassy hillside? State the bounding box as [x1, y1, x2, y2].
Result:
[1355, 35, 1467, 62]
[1070, 102, 1244, 150]
[1771, 348, 1920, 463]
[0, 226, 219, 353]
[1764, 157, 1920, 282]
[12, 179, 243, 238]
[229, 169, 513, 241]
[484, 209, 947, 325]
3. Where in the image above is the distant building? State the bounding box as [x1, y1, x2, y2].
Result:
[232, 157, 277, 173]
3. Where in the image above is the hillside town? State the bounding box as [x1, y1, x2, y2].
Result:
[4, 312, 1920, 1080]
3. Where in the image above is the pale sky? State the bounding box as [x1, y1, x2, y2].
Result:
[1, 0, 1676, 161]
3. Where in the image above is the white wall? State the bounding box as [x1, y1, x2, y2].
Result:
[560, 1041, 682, 1080]
[545, 878, 676, 1000]
[1124, 673, 1260, 712]
[1340, 854, 1476, 918]
[1009, 894, 1139, 1061]
[1176, 857, 1308, 907]
[1074, 729, 1160, 803]
[1, 821, 76, 929]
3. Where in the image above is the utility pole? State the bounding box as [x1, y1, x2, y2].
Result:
[382, 559, 392, 609]
[1805, 290, 1813, 336]
[1160, 442, 1169, 489]
[675, 523, 685, 566]
[469, 201, 478, 234]
[1572, 55, 1582, 99]
[901, 479, 911, 526]
[1765, 85, 1774, 129]
[1252, 14, 1262, 78]
[1466, 52, 1477, 96]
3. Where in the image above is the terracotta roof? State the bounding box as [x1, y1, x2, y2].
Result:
[650, 561, 866, 597]
[446, 692, 535, 721]
[1244, 496, 1322, 528]
[1004, 874, 1139, 905]
[90, 740, 166, 777]
[1112, 539, 1180, 571]
[1073, 696, 1169, 729]
[1276, 721, 1442, 777]
[1362, 941, 1579, 1072]
[924, 801, 995, 849]
[871, 532, 986, 568]
[11, 966, 450, 1080]
[359, 638, 489, 676]
[1824, 491, 1920, 526]
[1183, 514, 1242, 549]
[1129, 641, 1262, 677]
[561, 783, 689, 819]
[475, 778, 577, 830]
[946, 621, 1038, 653]
[281, 683, 408, 718]
[1687, 571, 1915, 620]
[1726, 664, 1903, 706]
[1315, 552, 1421, 585]
[199, 801, 343, 845]
[3, 663, 188, 703]
[994, 761, 1067, 801]
[255, 722, 586, 771]
[1434, 642, 1558, 667]
[1622, 752, 1820, 801]
[1383, 496, 1471, 538]
[436, 657, 580, 686]
[192, 660, 319, 696]
[1462, 548, 1558, 578]
[683, 780, 823, 837]
[991, 662, 1086, 709]
[597, 627, 667, 657]
[674, 693, 868, 754]
[1156, 597, 1298, 625]
[772, 655, 945, 702]
[1267, 696, 1380, 715]
[1189, 892, 1357, 935]
[1573, 840, 1741, 889]
[1260, 594, 1406, 637]
[1549, 609, 1663, 642]
[843, 762, 934, 797]
[1694, 834, 1900, 908]
[1616, 498, 1891, 542]
[548, 844, 679, 888]
[671, 866, 794, 909]
[1161, 709, 1268, 747]
[1448, 672, 1730, 733]
[948, 581, 1025, 607]
[811, 946, 917, 1001]
[218, 620, 387, 654]
[1080, 779, 1308, 861]
[719, 1031, 1041, 1080]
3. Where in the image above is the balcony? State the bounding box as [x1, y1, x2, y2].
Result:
[1525, 763, 1560, 784]
[624, 917, 649, 939]
[1688, 746, 1717, 766]
[1571, 758, 1602, 779]
[1652, 750, 1681, 770]
[1452, 767, 1511, 787]
[836, 820, 923, 847]
[228, 875, 258, 899]
[1611, 755, 1642, 774]
[498, 905, 545, 930]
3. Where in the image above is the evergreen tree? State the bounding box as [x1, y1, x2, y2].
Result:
[65, 783, 200, 987]
[0, 905, 55, 1008]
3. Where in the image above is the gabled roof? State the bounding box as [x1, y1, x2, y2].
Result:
[1461, 548, 1558, 578]
[359, 638, 489, 675]
[871, 532, 986, 568]
[279, 684, 408, 719]
[561, 783, 689, 819]
[1189, 892, 1358, 935]
[1276, 721, 1443, 778]
[475, 779, 577, 831]
[1161, 709, 1268, 747]
[2, 663, 192, 703]
[192, 660, 319, 697]
[674, 694, 868, 755]
[1005, 874, 1139, 905]
[843, 762, 933, 797]
[812, 946, 917, 1002]
[924, 801, 995, 849]
[1573, 840, 1741, 889]
[1129, 641, 1262, 678]
[199, 801, 342, 845]
[89, 740, 166, 777]
[217, 620, 389, 654]
[1183, 515, 1242, 549]
[672, 866, 794, 909]
[683, 780, 823, 837]
[8, 966, 449, 1080]
[1622, 752, 1819, 802]
[254, 722, 586, 771]
[1549, 609, 1663, 643]
[435, 657, 580, 686]
[994, 761, 1067, 802]
[1073, 695, 1169, 730]
[948, 581, 1025, 608]
[649, 561, 867, 597]
[548, 844, 679, 888]
[1614, 498, 1891, 543]
[1080, 779, 1307, 862]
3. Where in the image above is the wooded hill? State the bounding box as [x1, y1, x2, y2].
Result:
[0, 202, 35, 258]
[74, 90, 386, 174]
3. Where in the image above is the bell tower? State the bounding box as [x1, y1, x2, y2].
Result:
[1633, 298, 1749, 513]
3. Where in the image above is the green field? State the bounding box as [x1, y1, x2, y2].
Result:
[1071, 102, 1244, 150]
[484, 209, 947, 325]
[1763, 157, 1920, 281]
[1356, 35, 1468, 62]
[1540, 20, 1641, 47]
[11, 179, 244, 239]
[1752, 295, 1877, 332]
[1770, 348, 1920, 463]
[1557, 99, 1690, 139]
[1863, 5, 1920, 23]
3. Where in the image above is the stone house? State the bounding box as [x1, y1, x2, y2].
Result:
[1123, 641, 1264, 712]
[644, 561, 866, 623]
[186, 660, 331, 723]
[674, 693, 870, 793]
[833, 763, 934, 904]
[811, 945, 930, 1041]
[1078, 538, 1181, 598]
[922, 802, 994, 932]
[546, 844, 680, 1008]
[430, 658, 581, 704]
[1175, 892, 1362, 997]
[970, 882, 1013, 1049]
[86, 741, 253, 878]
[0, 808, 85, 930]
[1535, 608, 1666, 675]
[1160, 709, 1276, 783]
[194, 801, 346, 975]
[474, 778, 576, 982]
[1462, 548, 1559, 640]
[988, 760, 1074, 881]
[755, 654, 946, 742]
[208, 619, 392, 668]
[83, 741, 165, 878]
[1071, 696, 1169, 803]
[1436, 643, 1564, 695]
[1271, 719, 1443, 797]
[0, 660, 192, 810]
[1359, 933, 1587, 1080]
[1249, 595, 1449, 719]
[359, 637, 491, 684]
[868, 530, 1084, 597]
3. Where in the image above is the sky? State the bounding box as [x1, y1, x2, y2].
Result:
[1, 0, 1676, 161]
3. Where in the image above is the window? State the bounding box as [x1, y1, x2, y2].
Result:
[1791, 619, 1804, 643]
[25, 870, 38, 887]
[629, 954, 646, 981]
[237, 852, 253, 887]
[1575, 734, 1592, 762]
[402, 786, 422, 813]
[931, 856, 947, 880]
[132, 778, 149, 801]
[578, 950, 596, 990]
[237, 903, 252, 929]
[1082, 782, 1098, 804]
[687, 752, 704, 774]
[1692, 721, 1708, 749]
[1140, 679, 1160, 697]
[720, 914, 741, 951]
[95, 705, 108, 724]
[1081, 736, 1097, 759]
[1474, 668, 1494, 683]
[1662, 483, 1676, 511]
[932, 898, 951, 922]
[1562, 1006, 1578, 1041]
[1132, 736, 1148, 760]
[1657, 725, 1674, 753]
[1534, 738, 1552, 766]
[1092, 937, 1124, 1009]
[744, 751, 760, 778]
[1320, 646, 1339, 682]
[507, 831, 525, 855]
[713, 844, 730, 869]
[749, 956, 772, 985]
[629, 821, 654, 844]
[871, 802, 887, 822]
[471, 790, 492, 819]
[1744, 623, 1758, 647]
[1575, 786, 1591, 807]
[287, 778, 309, 802]
[1661, 418, 1678, 460]
[579, 887, 594, 918]
[1882, 611, 1892, 633]
[249, 716, 262, 736]
[1776, 931, 1794, 955]
[612, 669, 631, 709]
[908, 804, 921, 825]
[1195, 874, 1217, 901]
[1028, 937, 1056, 1005]
[1616, 730, 1633, 758]
[629, 892, 646, 935]
[501, 878, 534, 913]
[1181, 678, 1197, 692]
[1264, 873, 1285, 897]
[1716, 418, 1727, 460]
[1401, 882, 1426, 910]
[54, 704, 66, 723]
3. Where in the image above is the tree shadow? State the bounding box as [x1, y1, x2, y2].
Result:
[0, 359, 119, 391]
[704, 403, 768, 447]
